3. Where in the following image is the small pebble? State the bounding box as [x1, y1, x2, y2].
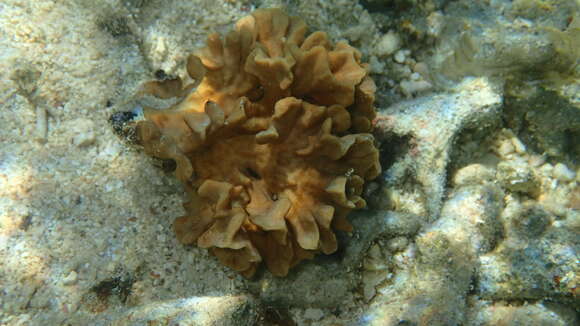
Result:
[375, 31, 401, 57]
[427, 11, 445, 37]
[453, 164, 495, 186]
[70, 118, 96, 147]
[369, 56, 385, 74]
[511, 137, 526, 154]
[412, 62, 430, 79]
[528, 154, 546, 168]
[400, 80, 432, 97]
[387, 236, 409, 252]
[539, 163, 554, 174]
[303, 308, 324, 321]
[106, 262, 116, 273]
[553, 163, 576, 182]
[497, 141, 515, 158]
[36, 106, 48, 143]
[394, 50, 406, 64]
[62, 271, 78, 285]
[497, 160, 539, 194]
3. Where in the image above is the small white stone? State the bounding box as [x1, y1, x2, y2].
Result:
[528, 154, 546, 168]
[511, 137, 526, 154]
[62, 270, 78, 285]
[344, 25, 365, 42]
[397, 64, 413, 78]
[387, 237, 409, 252]
[413, 62, 430, 77]
[375, 31, 401, 57]
[497, 159, 538, 194]
[304, 308, 324, 321]
[427, 11, 445, 37]
[70, 118, 96, 147]
[497, 141, 515, 157]
[514, 18, 533, 28]
[363, 282, 377, 302]
[553, 163, 576, 182]
[539, 163, 554, 174]
[400, 80, 433, 97]
[67, 301, 80, 313]
[453, 164, 495, 186]
[369, 55, 385, 74]
[106, 262, 116, 272]
[394, 50, 406, 64]
[36, 106, 48, 143]
[405, 57, 416, 66]
[99, 141, 121, 160]
[410, 72, 421, 81]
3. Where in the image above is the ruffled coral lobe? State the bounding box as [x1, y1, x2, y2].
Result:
[135, 8, 381, 277]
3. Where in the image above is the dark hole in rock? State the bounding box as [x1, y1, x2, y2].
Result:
[98, 16, 131, 37]
[162, 159, 177, 173]
[379, 134, 411, 169]
[108, 111, 140, 145]
[155, 69, 168, 80]
[261, 304, 297, 326]
[91, 275, 134, 304]
[244, 167, 261, 180]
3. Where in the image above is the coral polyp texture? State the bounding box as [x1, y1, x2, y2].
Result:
[133, 8, 380, 277]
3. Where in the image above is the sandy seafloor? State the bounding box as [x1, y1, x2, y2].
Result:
[0, 0, 579, 325]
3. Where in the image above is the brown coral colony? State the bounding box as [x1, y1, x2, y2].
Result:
[135, 9, 380, 277]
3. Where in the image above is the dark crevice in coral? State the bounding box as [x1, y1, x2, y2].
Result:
[467, 272, 480, 296]
[161, 159, 177, 173]
[247, 84, 265, 102]
[90, 274, 135, 306]
[503, 87, 580, 162]
[563, 129, 580, 164]
[154, 69, 168, 80]
[243, 167, 262, 180]
[258, 304, 297, 326]
[19, 214, 33, 231]
[109, 110, 140, 144]
[377, 134, 411, 170]
[97, 16, 132, 38]
[359, 0, 396, 13]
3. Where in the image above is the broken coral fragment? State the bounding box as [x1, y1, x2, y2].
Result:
[132, 8, 380, 277]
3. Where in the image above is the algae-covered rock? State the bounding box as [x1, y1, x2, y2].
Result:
[110, 296, 260, 326]
[471, 301, 579, 326]
[432, 0, 579, 83]
[362, 183, 504, 325]
[479, 207, 579, 304]
[503, 87, 580, 159]
[496, 159, 540, 195]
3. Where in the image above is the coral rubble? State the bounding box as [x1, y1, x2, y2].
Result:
[121, 8, 381, 277]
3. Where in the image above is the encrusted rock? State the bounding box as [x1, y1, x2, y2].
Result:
[374, 77, 502, 218]
[362, 183, 504, 325]
[111, 295, 259, 326]
[496, 159, 540, 195]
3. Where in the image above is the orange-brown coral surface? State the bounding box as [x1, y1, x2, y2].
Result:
[135, 8, 381, 277]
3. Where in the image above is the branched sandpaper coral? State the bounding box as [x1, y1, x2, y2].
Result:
[114, 8, 381, 277]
